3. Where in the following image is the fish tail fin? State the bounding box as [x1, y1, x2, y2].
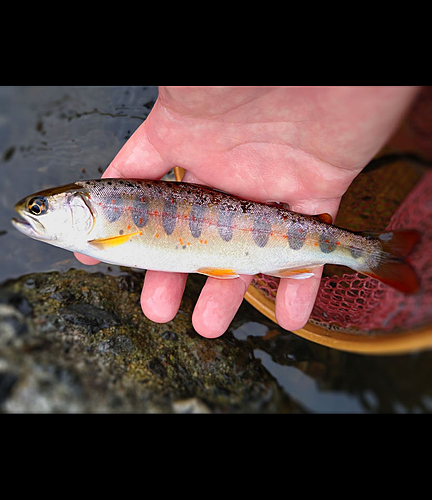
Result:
[358, 229, 421, 294]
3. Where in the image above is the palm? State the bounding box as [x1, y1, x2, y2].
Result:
[76, 86, 418, 337]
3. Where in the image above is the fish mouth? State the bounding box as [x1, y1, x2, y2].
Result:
[11, 212, 44, 239]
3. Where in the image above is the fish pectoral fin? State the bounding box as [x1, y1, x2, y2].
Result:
[197, 267, 240, 279]
[267, 266, 320, 279]
[88, 231, 142, 249]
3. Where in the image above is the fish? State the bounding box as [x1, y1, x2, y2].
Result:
[11, 178, 420, 294]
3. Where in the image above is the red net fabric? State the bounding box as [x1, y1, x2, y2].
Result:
[252, 169, 432, 335]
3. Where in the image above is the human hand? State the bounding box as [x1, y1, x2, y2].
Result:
[75, 86, 419, 337]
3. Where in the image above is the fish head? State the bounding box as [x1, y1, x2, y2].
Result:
[11, 183, 94, 248]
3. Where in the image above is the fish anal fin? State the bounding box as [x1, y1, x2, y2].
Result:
[267, 266, 319, 279]
[197, 267, 239, 279]
[89, 231, 142, 249]
[313, 213, 333, 224]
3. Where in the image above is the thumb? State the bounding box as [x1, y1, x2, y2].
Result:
[103, 111, 172, 180]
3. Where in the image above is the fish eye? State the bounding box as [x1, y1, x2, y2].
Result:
[28, 197, 49, 216]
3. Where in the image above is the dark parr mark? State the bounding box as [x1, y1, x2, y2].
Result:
[253, 213, 271, 247]
[162, 199, 177, 235]
[132, 196, 149, 228]
[105, 199, 121, 223]
[189, 203, 205, 238]
[218, 206, 235, 242]
[287, 220, 307, 250]
[350, 246, 363, 258]
[319, 230, 337, 253]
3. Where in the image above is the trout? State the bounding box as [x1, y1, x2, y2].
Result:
[11, 179, 420, 293]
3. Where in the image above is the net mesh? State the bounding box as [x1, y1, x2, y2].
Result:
[312, 169, 432, 334]
[252, 169, 432, 335]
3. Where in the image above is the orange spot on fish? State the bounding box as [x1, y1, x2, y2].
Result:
[139, 218, 143, 225]
[141, 196, 146, 202]
[187, 242, 190, 246]
[200, 239, 203, 243]
[179, 238, 183, 245]
[314, 243, 318, 247]
[155, 233, 159, 238]
[112, 199, 116, 204]
[127, 224, 131, 230]
[336, 241, 341, 245]
[204, 240, 208, 244]
[139, 231, 143, 236]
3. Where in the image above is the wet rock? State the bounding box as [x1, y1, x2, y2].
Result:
[172, 397, 211, 414]
[161, 330, 177, 341]
[0, 269, 296, 413]
[0, 372, 18, 405]
[58, 304, 120, 334]
[0, 304, 27, 344]
[147, 357, 168, 378]
[0, 291, 32, 317]
[0, 290, 32, 346]
[96, 335, 134, 355]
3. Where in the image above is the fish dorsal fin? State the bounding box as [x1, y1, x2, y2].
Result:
[197, 267, 240, 279]
[312, 213, 333, 224]
[89, 231, 142, 249]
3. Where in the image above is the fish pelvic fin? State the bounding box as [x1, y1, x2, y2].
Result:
[197, 267, 240, 279]
[358, 229, 421, 294]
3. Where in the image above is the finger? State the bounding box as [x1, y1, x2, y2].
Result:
[274, 197, 340, 332]
[74, 252, 100, 265]
[103, 112, 172, 180]
[275, 267, 323, 331]
[192, 275, 253, 338]
[140, 270, 188, 323]
[181, 169, 206, 185]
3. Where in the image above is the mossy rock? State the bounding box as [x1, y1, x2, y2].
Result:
[0, 269, 298, 413]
